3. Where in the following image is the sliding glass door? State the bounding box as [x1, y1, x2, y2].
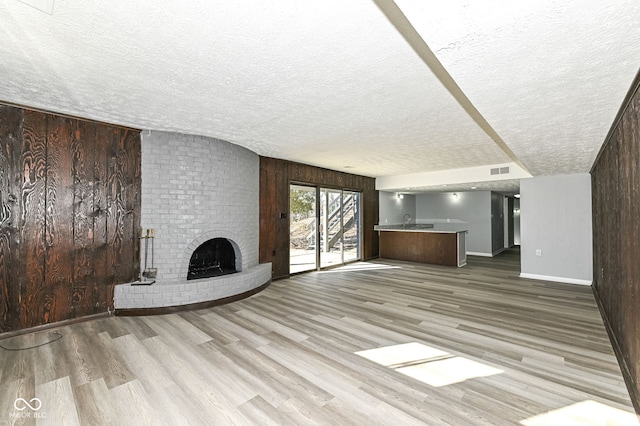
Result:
[289, 185, 317, 274]
[342, 190, 361, 263]
[320, 188, 343, 268]
[289, 184, 362, 273]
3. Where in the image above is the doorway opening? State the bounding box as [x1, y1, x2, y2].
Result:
[289, 184, 361, 274]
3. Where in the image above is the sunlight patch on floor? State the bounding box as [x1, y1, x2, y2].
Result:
[355, 342, 503, 387]
[319, 262, 401, 273]
[520, 400, 639, 426]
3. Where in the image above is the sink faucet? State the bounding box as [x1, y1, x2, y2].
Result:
[403, 214, 411, 226]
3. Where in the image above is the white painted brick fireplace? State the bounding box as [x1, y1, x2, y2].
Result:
[114, 130, 271, 310]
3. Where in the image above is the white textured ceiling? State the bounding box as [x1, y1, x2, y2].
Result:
[1, 0, 639, 192]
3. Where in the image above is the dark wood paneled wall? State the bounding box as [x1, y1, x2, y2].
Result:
[0, 104, 141, 333]
[591, 70, 640, 413]
[259, 157, 378, 279]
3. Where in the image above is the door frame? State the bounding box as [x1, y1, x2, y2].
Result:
[288, 181, 363, 275]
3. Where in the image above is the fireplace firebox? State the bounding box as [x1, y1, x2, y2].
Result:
[187, 238, 237, 280]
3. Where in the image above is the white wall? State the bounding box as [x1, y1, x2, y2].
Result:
[379, 191, 416, 224]
[520, 174, 593, 285]
[415, 191, 493, 255]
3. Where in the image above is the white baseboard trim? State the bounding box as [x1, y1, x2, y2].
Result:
[466, 252, 493, 257]
[519, 273, 592, 286]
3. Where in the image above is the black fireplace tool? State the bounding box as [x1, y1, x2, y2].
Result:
[133, 228, 156, 285]
[145, 228, 158, 279]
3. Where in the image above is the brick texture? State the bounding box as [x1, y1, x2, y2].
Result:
[139, 130, 259, 281]
[115, 131, 267, 310]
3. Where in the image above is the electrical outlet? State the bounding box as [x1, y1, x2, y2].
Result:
[535, 249, 542, 256]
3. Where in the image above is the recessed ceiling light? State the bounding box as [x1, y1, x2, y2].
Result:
[470, 186, 477, 189]
[514, 194, 521, 198]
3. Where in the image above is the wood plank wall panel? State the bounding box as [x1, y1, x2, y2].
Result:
[71, 120, 97, 318]
[258, 157, 289, 277]
[259, 156, 378, 279]
[92, 124, 111, 313]
[19, 110, 48, 329]
[591, 72, 640, 413]
[107, 128, 141, 289]
[0, 105, 23, 331]
[125, 129, 142, 287]
[43, 114, 75, 325]
[0, 104, 141, 333]
[105, 128, 120, 292]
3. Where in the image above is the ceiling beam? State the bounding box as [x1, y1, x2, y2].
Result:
[372, 0, 530, 174]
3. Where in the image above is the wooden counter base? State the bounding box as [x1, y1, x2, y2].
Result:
[379, 231, 458, 266]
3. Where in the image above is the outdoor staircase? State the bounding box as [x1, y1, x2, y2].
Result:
[303, 194, 357, 251]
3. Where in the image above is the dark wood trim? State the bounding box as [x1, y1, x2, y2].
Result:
[0, 312, 111, 340]
[591, 67, 640, 173]
[289, 179, 365, 192]
[0, 100, 141, 132]
[114, 279, 271, 316]
[592, 287, 640, 415]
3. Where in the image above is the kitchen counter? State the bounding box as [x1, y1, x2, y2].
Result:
[375, 223, 467, 267]
[374, 223, 468, 233]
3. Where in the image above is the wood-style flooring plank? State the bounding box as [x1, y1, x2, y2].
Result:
[36, 376, 81, 425]
[237, 395, 292, 426]
[109, 379, 164, 426]
[73, 378, 116, 426]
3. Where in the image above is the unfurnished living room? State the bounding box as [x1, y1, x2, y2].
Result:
[1, 0, 640, 425]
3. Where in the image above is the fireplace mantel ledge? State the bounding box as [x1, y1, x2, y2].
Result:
[113, 263, 272, 312]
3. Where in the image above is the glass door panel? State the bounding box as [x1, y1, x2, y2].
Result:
[342, 190, 361, 263]
[289, 184, 317, 274]
[320, 188, 343, 268]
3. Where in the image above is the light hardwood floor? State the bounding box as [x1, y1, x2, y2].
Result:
[1, 249, 638, 425]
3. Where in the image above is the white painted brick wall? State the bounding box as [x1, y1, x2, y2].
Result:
[114, 130, 269, 310]
[139, 130, 260, 282]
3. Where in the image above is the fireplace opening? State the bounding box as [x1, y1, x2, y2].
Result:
[187, 238, 237, 280]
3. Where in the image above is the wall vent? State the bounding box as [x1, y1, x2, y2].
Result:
[490, 167, 510, 175]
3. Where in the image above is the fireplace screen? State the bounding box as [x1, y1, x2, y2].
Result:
[187, 238, 237, 280]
